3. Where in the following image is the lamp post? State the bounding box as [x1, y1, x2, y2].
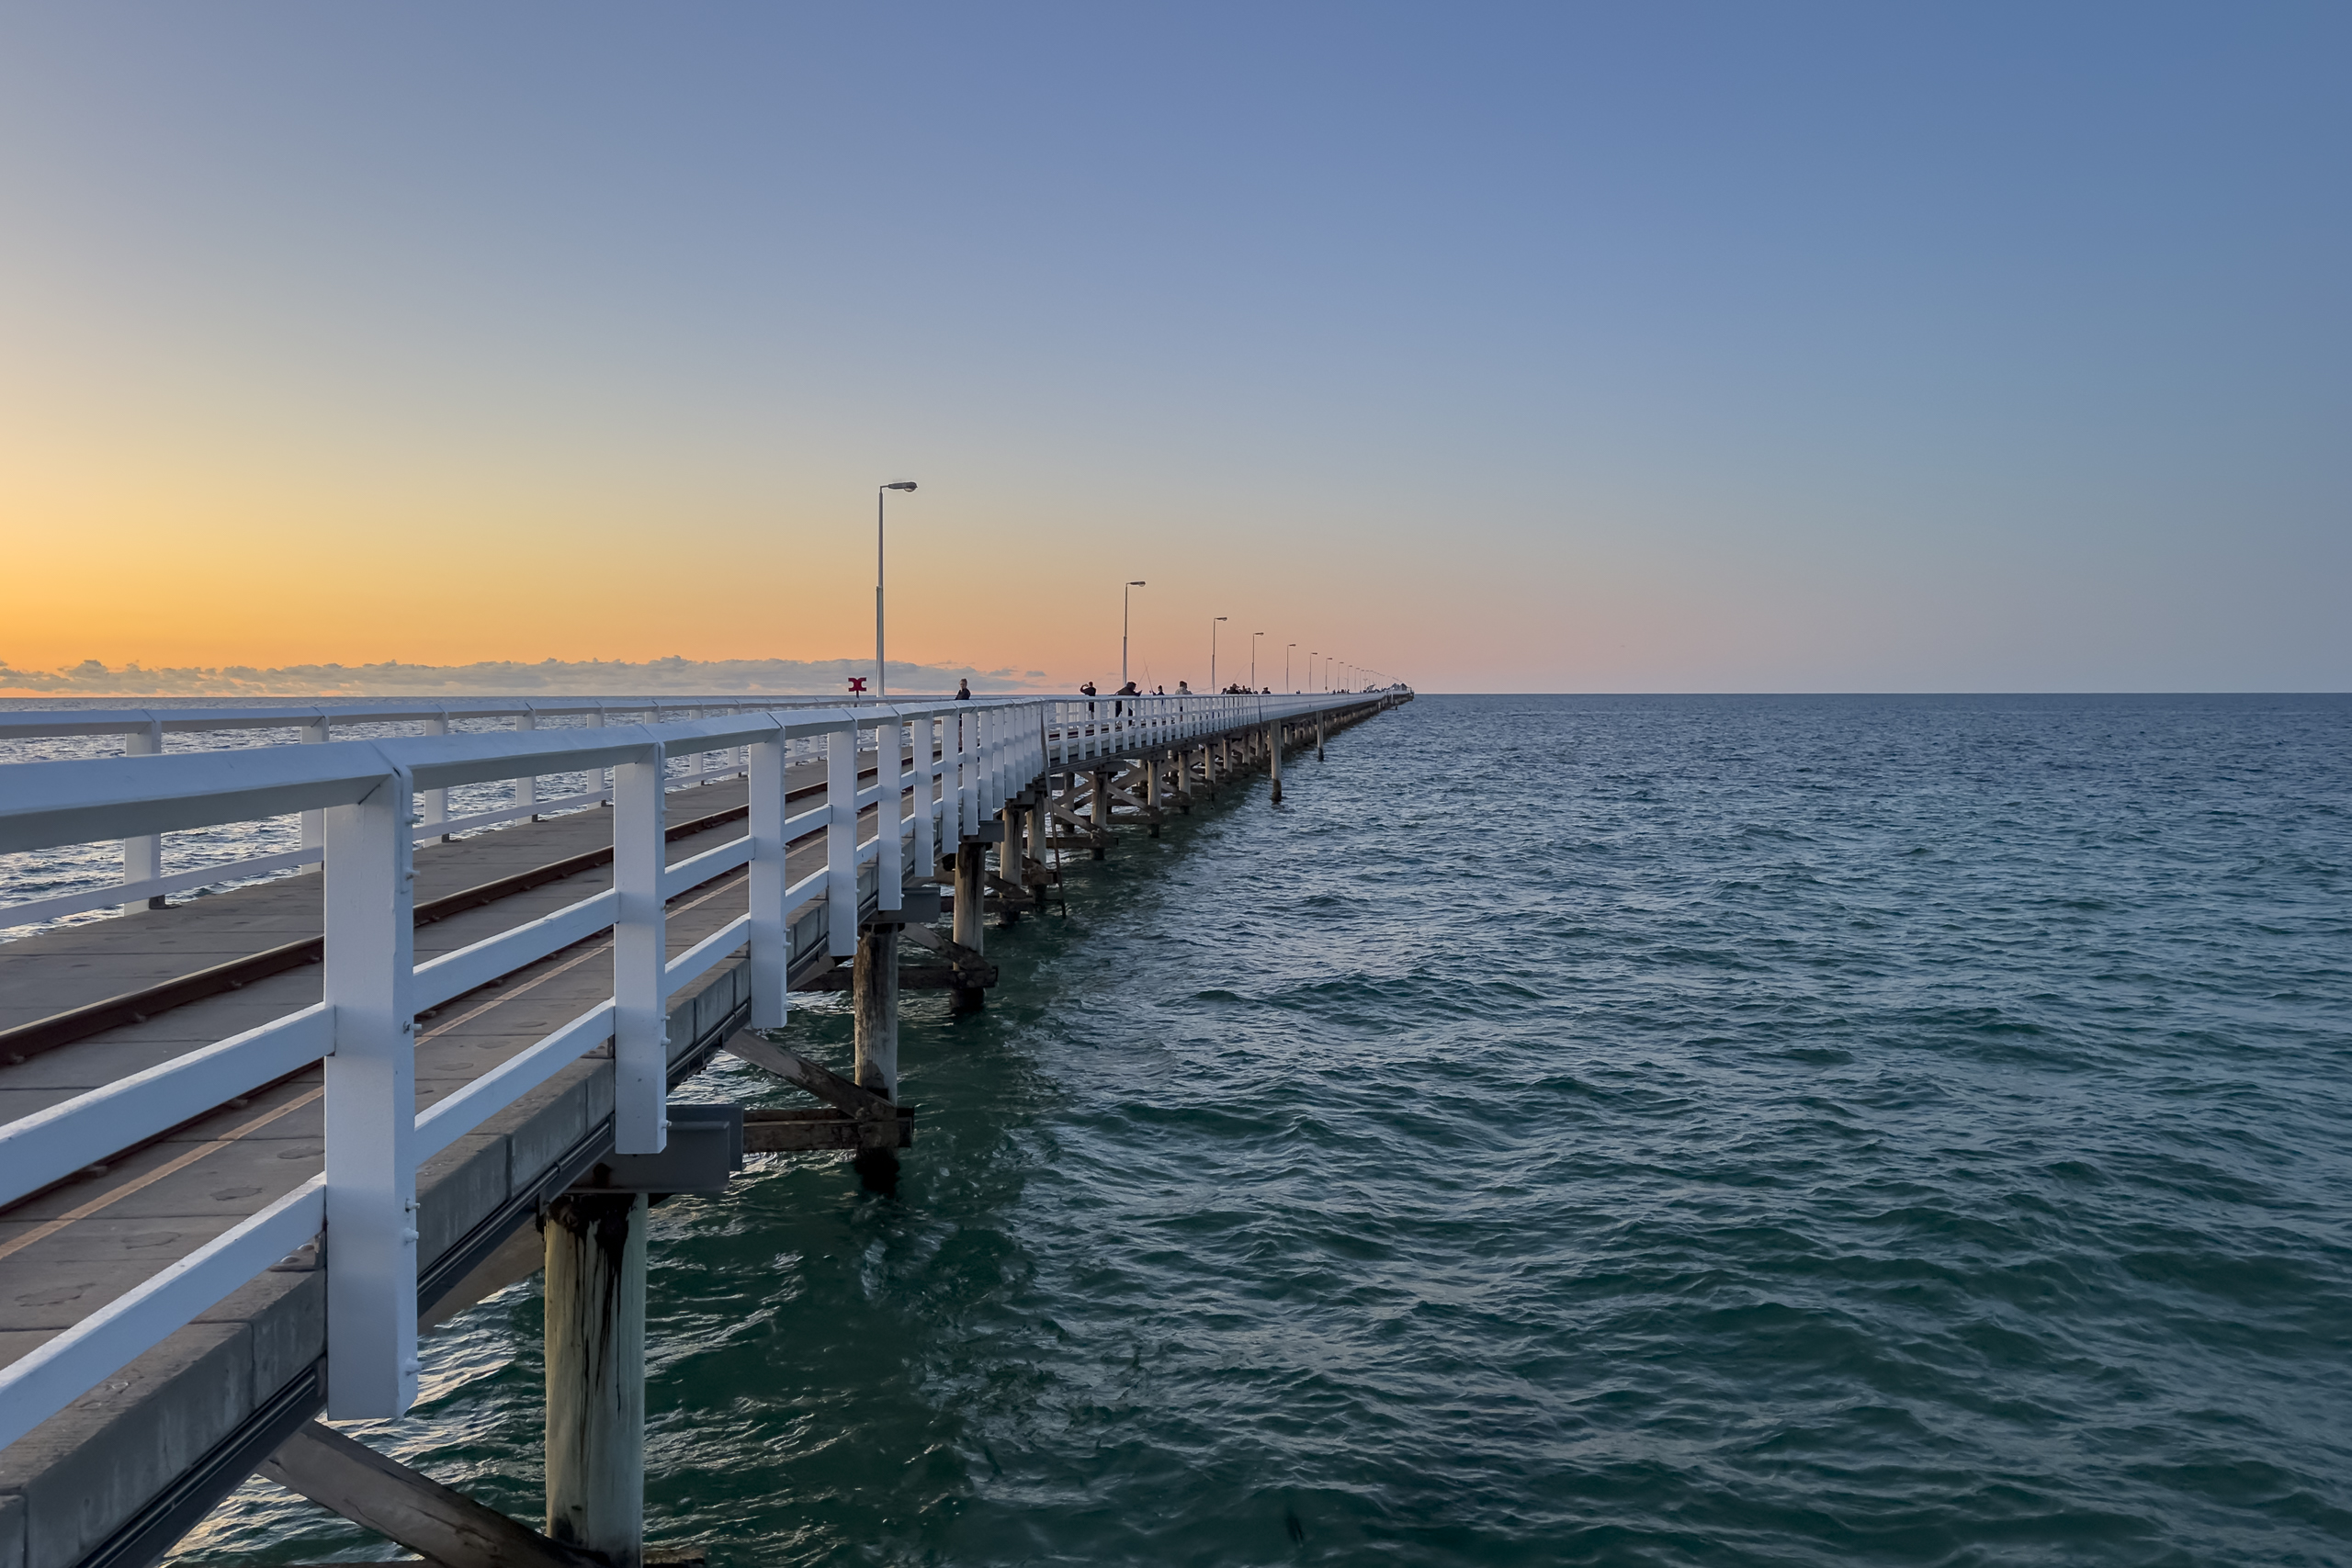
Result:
[1250, 632, 1263, 692]
[1211, 616, 1227, 693]
[1286, 643, 1295, 692]
[1309, 651, 1317, 694]
[1122, 581, 1146, 689]
[876, 481, 917, 698]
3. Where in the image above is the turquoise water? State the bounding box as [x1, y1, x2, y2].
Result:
[187, 694, 2352, 1566]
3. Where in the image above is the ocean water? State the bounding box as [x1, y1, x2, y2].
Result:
[167, 694, 2352, 1566]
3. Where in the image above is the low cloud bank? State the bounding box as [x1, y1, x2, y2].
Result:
[0, 656, 1057, 699]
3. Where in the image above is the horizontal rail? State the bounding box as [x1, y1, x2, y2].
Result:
[0, 1004, 333, 1209]
[664, 913, 751, 992]
[413, 889, 619, 1014]
[0, 694, 868, 742]
[0, 845, 322, 929]
[0, 1173, 325, 1453]
[662, 834, 753, 900]
[1, 769, 744, 933]
[413, 1001, 616, 1162]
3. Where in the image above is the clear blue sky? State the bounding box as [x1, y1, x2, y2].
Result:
[2, 4, 2344, 691]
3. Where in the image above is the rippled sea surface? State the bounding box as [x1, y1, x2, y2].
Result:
[180, 694, 2352, 1566]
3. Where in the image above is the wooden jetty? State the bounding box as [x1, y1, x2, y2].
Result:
[0, 688, 1409, 1568]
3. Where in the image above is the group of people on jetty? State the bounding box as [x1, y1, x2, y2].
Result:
[1073, 678, 1272, 716]
[944, 676, 1294, 720]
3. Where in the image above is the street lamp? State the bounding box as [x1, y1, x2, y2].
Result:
[1251, 632, 1263, 692]
[1286, 643, 1295, 692]
[1309, 650, 1317, 694]
[876, 481, 917, 698]
[1122, 581, 1147, 689]
[1211, 616, 1227, 693]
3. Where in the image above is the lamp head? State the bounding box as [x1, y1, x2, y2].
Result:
[883, 481, 917, 491]
[1129, 580, 1147, 586]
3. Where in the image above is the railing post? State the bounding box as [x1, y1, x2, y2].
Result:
[827, 724, 858, 958]
[876, 711, 903, 911]
[585, 707, 609, 804]
[121, 718, 164, 908]
[957, 710, 978, 840]
[968, 707, 988, 818]
[421, 714, 450, 839]
[515, 707, 539, 819]
[748, 724, 786, 1031]
[985, 706, 1004, 815]
[613, 743, 668, 1156]
[322, 762, 419, 1419]
[910, 713, 935, 879]
[298, 716, 330, 870]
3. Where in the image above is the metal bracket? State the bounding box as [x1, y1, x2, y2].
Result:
[569, 1103, 743, 1194]
[867, 885, 941, 927]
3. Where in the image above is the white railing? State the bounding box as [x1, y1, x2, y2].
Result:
[0, 696, 854, 931]
[0, 689, 1399, 1450]
[0, 690, 1408, 929]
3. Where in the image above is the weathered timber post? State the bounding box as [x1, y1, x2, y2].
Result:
[853, 922, 899, 1099]
[853, 914, 901, 1178]
[998, 806, 1023, 926]
[1090, 767, 1112, 858]
[1026, 800, 1049, 907]
[952, 839, 988, 1010]
[1268, 723, 1283, 806]
[1144, 753, 1161, 836]
[545, 1192, 648, 1568]
[1317, 710, 1325, 761]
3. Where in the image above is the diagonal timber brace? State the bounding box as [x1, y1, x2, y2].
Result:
[260, 1420, 604, 1568]
[797, 963, 993, 991]
[900, 923, 996, 973]
[723, 1031, 906, 1150]
[1048, 803, 1099, 834]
